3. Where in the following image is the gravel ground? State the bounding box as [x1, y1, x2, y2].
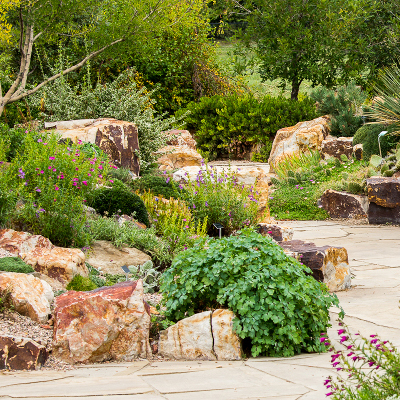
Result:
[0, 312, 75, 371]
[144, 292, 163, 306]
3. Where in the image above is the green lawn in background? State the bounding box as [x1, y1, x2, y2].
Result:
[216, 40, 315, 98]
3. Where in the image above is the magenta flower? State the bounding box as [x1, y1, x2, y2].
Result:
[320, 338, 326, 343]
[49, 156, 55, 160]
[54, 186, 59, 191]
[109, 179, 114, 183]
[98, 165, 103, 170]
[40, 170, 44, 174]
[340, 336, 348, 343]
[35, 187, 41, 192]
[75, 168, 79, 171]
[37, 138, 43, 142]
[337, 329, 346, 335]
[82, 181, 88, 186]
[88, 173, 92, 177]
[371, 339, 378, 344]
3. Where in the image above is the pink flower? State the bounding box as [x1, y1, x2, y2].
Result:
[49, 156, 55, 160]
[75, 168, 79, 171]
[82, 181, 88, 186]
[72, 159, 76, 162]
[88, 173, 92, 177]
[40, 170, 44, 174]
[109, 179, 114, 183]
[54, 186, 59, 191]
[52, 168, 56, 172]
[98, 165, 103, 170]
[98, 175, 103, 179]
[337, 329, 346, 335]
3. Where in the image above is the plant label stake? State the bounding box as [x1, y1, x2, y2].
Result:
[378, 131, 388, 157]
[121, 265, 130, 281]
[213, 223, 224, 238]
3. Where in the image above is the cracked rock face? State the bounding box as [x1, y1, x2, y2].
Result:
[158, 310, 242, 361]
[321, 136, 354, 160]
[0, 335, 48, 370]
[0, 229, 87, 288]
[279, 240, 351, 292]
[52, 279, 151, 364]
[257, 223, 294, 242]
[319, 190, 369, 219]
[0, 272, 53, 323]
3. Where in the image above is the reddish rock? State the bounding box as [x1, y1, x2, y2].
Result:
[0, 229, 87, 287]
[321, 136, 353, 159]
[279, 240, 351, 292]
[257, 223, 293, 242]
[0, 335, 48, 370]
[319, 190, 368, 218]
[367, 177, 400, 208]
[49, 119, 140, 175]
[52, 279, 151, 364]
[0, 229, 52, 256]
[368, 202, 400, 225]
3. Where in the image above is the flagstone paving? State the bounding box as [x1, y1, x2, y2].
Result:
[1, 221, 399, 400]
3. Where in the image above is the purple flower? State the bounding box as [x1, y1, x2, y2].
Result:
[37, 138, 43, 142]
[18, 168, 25, 179]
[35, 187, 41, 193]
[371, 339, 378, 344]
[205, 201, 209, 207]
[192, 204, 196, 209]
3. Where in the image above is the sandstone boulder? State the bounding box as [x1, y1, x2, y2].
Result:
[52, 280, 151, 364]
[0, 273, 53, 323]
[353, 143, 363, 160]
[0, 335, 48, 370]
[368, 202, 400, 225]
[0, 229, 52, 256]
[21, 247, 87, 287]
[0, 229, 87, 287]
[157, 145, 203, 170]
[321, 136, 354, 160]
[48, 118, 140, 175]
[158, 310, 242, 361]
[268, 116, 330, 167]
[279, 240, 351, 292]
[366, 177, 400, 208]
[257, 223, 294, 242]
[164, 129, 197, 149]
[319, 190, 368, 219]
[86, 240, 151, 275]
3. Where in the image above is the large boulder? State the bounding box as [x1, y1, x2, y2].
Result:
[52, 280, 151, 364]
[164, 129, 197, 149]
[0, 335, 48, 370]
[279, 240, 351, 292]
[47, 118, 140, 175]
[268, 116, 330, 167]
[0, 273, 53, 323]
[366, 177, 400, 224]
[319, 190, 368, 219]
[321, 136, 354, 160]
[158, 310, 242, 361]
[86, 240, 151, 275]
[0, 229, 87, 288]
[157, 145, 203, 170]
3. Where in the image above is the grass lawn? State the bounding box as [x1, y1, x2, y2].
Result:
[215, 40, 315, 98]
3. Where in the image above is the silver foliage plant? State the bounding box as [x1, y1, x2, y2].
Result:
[128, 260, 160, 293]
[30, 70, 182, 168]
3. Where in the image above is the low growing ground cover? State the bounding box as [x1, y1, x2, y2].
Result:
[270, 153, 370, 220]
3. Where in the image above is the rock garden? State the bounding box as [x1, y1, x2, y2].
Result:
[2, 1, 400, 399]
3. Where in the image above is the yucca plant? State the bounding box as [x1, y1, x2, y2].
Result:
[365, 64, 400, 136]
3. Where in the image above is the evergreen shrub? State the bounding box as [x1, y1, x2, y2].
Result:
[88, 180, 150, 227]
[180, 94, 317, 160]
[131, 174, 185, 199]
[66, 275, 97, 292]
[161, 228, 341, 357]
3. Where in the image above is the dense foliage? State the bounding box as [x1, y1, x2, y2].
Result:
[0, 257, 34, 273]
[310, 83, 367, 137]
[88, 180, 150, 227]
[0, 131, 110, 247]
[131, 174, 185, 200]
[161, 228, 341, 357]
[66, 275, 98, 292]
[181, 94, 317, 160]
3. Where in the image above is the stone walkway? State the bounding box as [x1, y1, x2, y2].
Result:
[1, 221, 400, 400]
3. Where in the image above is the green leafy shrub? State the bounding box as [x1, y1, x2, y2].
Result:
[88, 180, 150, 227]
[66, 275, 98, 292]
[161, 228, 341, 357]
[131, 174, 185, 199]
[0, 257, 34, 273]
[89, 217, 170, 266]
[0, 132, 110, 247]
[180, 94, 317, 160]
[181, 165, 260, 235]
[353, 124, 400, 160]
[128, 260, 161, 293]
[108, 167, 134, 185]
[31, 70, 179, 168]
[0, 124, 28, 161]
[311, 82, 367, 137]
